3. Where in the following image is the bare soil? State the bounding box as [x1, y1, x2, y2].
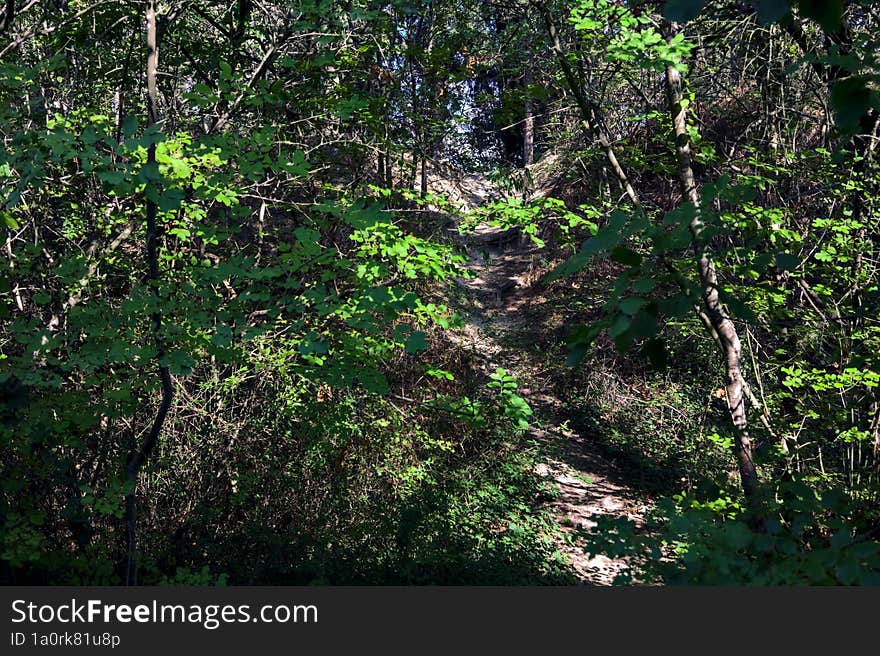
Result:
[447, 223, 647, 584]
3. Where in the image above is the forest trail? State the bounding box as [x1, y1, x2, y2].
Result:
[437, 173, 647, 585]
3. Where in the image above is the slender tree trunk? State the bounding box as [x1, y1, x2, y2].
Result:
[384, 128, 393, 190]
[536, 1, 638, 205]
[523, 50, 534, 166]
[421, 154, 428, 198]
[0, 0, 16, 35]
[663, 22, 757, 499]
[124, 2, 174, 585]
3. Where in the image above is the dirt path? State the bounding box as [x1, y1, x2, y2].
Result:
[447, 226, 647, 585]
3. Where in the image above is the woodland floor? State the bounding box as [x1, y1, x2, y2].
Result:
[438, 178, 649, 583]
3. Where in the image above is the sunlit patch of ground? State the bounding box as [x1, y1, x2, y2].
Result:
[442, 213, 648, 584]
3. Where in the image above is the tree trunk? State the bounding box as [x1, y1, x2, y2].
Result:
[663, 22, 757, 499]
[0, 0, 16, 35]
[124, 2, 174, 585]
[421, 154, 428, 198]
[537, 1, 638, 206]
[523, 50, 534, 166]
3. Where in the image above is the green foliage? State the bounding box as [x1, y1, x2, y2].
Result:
[572, 0, 696, 72]
[658, 0, 878, 132]
[572, 483, 877, 584]
[552, 0, 880, 587]
[488, 368, 534, 431]
[663, 0, 844, 32]
[155, 567, 229, 587]
[463, 196, 597, 249]
[599, 479, 880, 585]
[1, 0, 878, 587]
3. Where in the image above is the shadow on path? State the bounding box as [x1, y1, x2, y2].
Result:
[445, 227, 652, 584]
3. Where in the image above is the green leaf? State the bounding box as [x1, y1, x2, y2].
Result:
[283, 150, 309, 175]
[138, 162, 161, 182]
[210, 325, 233, 348]
[619, 296, 646, 315]
[797, 0, 843, 33]
[163, 350, 195, 375]
[158, 188, 186, 212]
[632, 278, 657, 293]
[426, 368, 454, 381]
[566, 342, 590, 368]
[834, 557, 861, 584]
[405, 331, 428, 353]
[138, 128, 165, 148]
[611, 246, 642, 267]
[642, 337, 668, 371]
[298, 335, 328, 355]
[775, 252, 799, 271]
[97, 170, 125, 185]
[121, 115, 139, 138]
[1, 211, 19, 229]
[359, 368, 389, 394]
[754, 0, 791, 23]
[663, 0, 707, 22]
[723, 295, 757, 324]
[81, 126, 99, 145]
[168, 227, 191, 240]
[830, 77, 875, 133]
[829, 528, 851, 550]
[565, 321, 607, 367]
[724, 521, 753, 550]
[661, 289, 697, 318]
[630, 309, 659, 339]
[608, 313, 631, 338]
